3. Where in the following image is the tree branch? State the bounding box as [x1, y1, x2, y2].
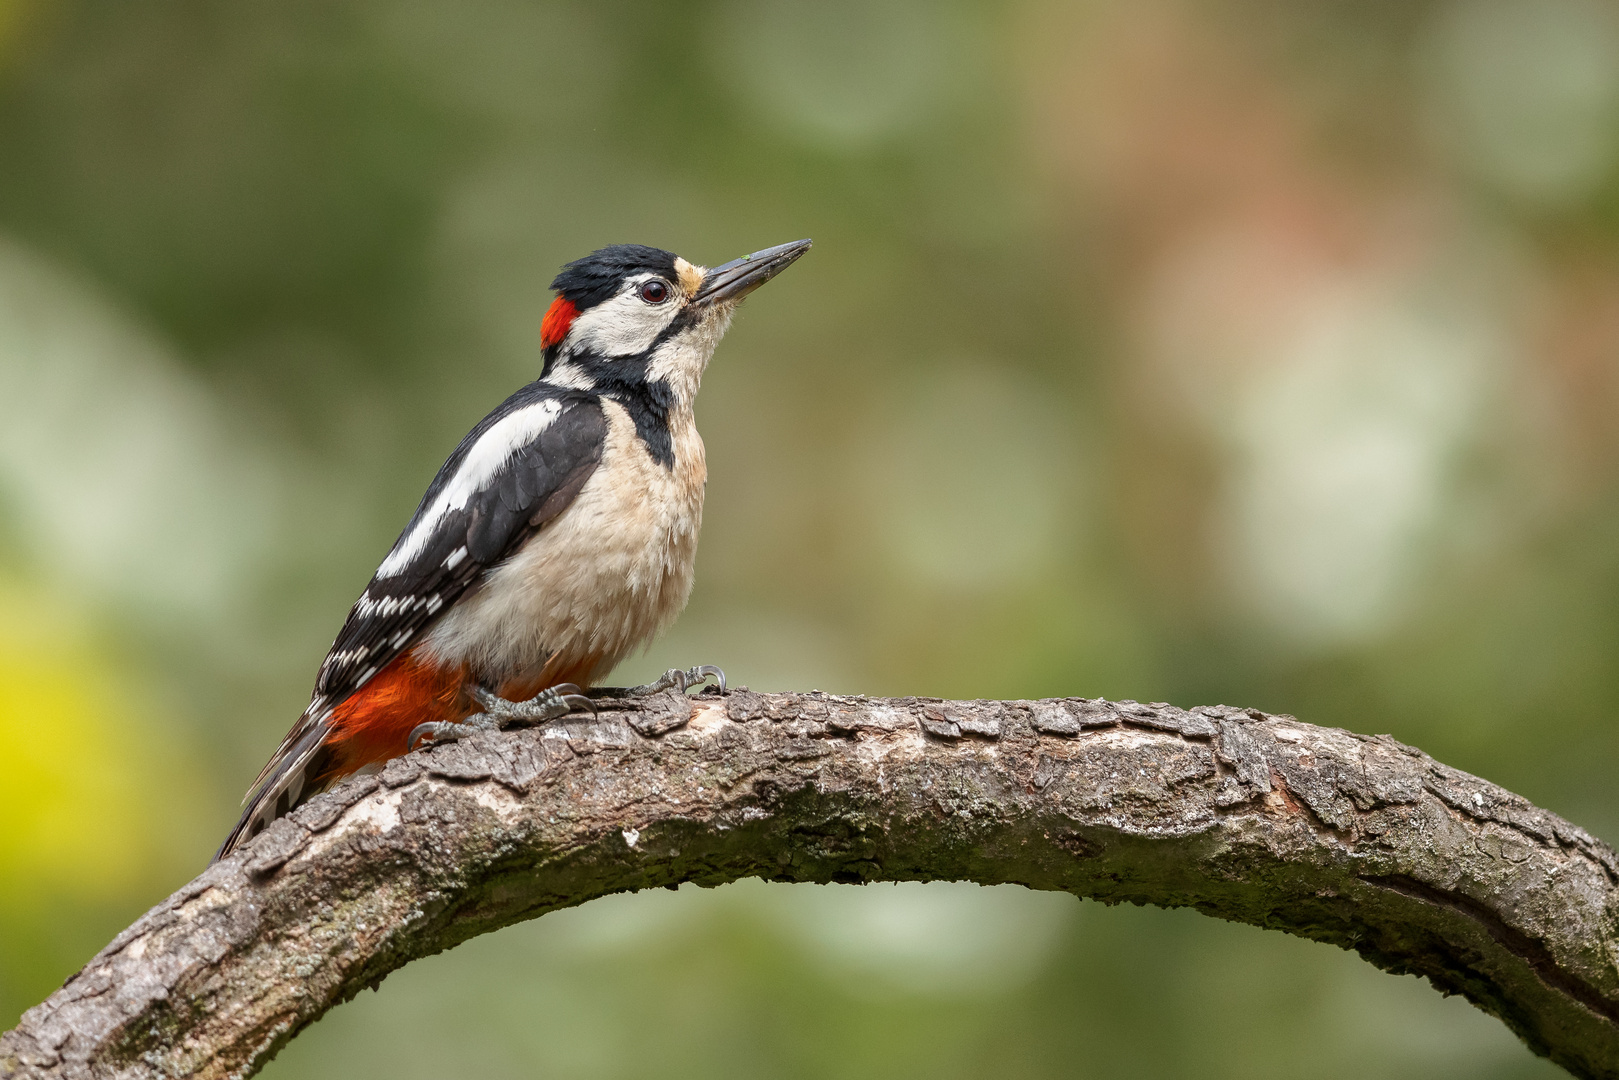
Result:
[3, 691, 1616, 1079]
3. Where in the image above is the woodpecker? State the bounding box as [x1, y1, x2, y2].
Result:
[215, 239, 811, 862]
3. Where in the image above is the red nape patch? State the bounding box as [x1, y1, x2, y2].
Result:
[540, 296, 579, 350]
[323, 651, 471, 776]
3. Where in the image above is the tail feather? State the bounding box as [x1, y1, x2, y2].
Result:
[214, 654, 472, 863]
[212, 721, 333, 864]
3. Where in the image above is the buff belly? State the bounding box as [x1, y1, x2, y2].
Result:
[418, 400, 706, 691]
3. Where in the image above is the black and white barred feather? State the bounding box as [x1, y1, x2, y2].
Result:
[215, 383, 606, 860]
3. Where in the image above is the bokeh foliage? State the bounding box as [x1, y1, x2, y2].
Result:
[2, 0, 1616, 1075]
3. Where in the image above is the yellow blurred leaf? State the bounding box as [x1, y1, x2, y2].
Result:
[0, 582, 159, 904]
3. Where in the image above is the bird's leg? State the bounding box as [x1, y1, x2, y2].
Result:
[623, 664, 727, 696]
[409, 683, 595, 749]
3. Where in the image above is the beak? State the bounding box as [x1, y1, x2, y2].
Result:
[693, 239, 812, 306]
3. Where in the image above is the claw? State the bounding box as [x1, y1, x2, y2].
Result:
[409, 681, 594, 751]
[622, 664, 728, 697]
[691, 665, 727, 693]
[409, 720, 456, 750]
[470, 682, 595, 714]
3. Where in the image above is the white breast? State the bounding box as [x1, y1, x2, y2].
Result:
[419, 399, 706, 687]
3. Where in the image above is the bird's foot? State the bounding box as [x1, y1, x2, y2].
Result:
[409, 683, 596, 749]
[623, 665, 727, 697]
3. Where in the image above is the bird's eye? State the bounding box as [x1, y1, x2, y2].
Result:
[639, 279, 670, 304]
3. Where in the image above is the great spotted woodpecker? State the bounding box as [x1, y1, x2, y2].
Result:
[215, 239, 811, 862]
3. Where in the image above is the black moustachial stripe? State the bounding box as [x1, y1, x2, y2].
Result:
[542, 244, 700, 468]
[555, 303, 702, 468]
[561, 354, 677, 468]
[613, 378, 676, 469]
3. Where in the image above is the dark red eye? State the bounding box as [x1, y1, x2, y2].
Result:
[640, 279, 669, 304]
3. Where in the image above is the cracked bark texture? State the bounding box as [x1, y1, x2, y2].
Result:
[3, 691, 1617, 1080]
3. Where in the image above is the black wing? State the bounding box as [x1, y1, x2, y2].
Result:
[215, 385, 606, 861]
[315, 387, 607, 720]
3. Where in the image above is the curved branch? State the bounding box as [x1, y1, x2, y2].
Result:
[3, 692, 1617, 1079]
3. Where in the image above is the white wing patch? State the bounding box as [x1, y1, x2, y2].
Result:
[376, 400, 562, 577]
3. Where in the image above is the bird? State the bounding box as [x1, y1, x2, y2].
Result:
[214, 239, 812, 862]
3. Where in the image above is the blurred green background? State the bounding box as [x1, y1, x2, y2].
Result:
[2, 0, 1616, 1075]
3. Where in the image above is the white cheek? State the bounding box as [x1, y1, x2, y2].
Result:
[568, 296, 676, 357]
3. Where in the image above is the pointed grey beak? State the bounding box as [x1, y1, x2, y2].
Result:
[693, 239, 812, 306]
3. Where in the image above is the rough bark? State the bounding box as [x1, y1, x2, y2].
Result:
[2, 691, 1617, 1079]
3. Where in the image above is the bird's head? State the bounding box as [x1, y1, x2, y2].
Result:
[539, 240, 811, 404]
